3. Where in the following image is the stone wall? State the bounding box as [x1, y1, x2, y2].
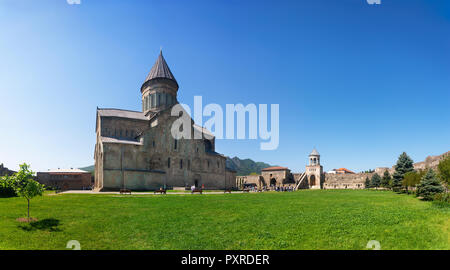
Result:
[0, 164, 15, 176]
[323, 173, 370, 189]
[413, 151, 449, 171]
[37, 172, 92, 190]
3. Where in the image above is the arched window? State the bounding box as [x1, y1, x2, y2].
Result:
[174, 139, 177, 149]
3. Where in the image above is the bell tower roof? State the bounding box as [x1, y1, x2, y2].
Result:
[309, 148, 320, 156]
[143, 50, 178, 88]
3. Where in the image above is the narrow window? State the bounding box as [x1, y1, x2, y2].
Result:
[174, 139, 177, 149]
[207, 160, 210, 168]
[157, 93, 161, 106]
[217, 161, 220, 168]
[180, 159, 183, 169]
[168, 158, 171, 168]
[152, 140, 155, 147]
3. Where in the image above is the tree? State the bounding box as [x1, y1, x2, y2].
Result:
[416, 169, 444, 201]
[402, 170, 424, 194]
[392, 152, 414, 192]
[11, 164, 45, 222]
[381, 170, 391, 188]
[0, 174, 17, 197]
[437, 154, 450, 191]
[370, 173, 381, 189]
[364, 177, 371, 189]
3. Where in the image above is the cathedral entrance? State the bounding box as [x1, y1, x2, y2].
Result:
[310, 175, 316, 187]
[194, 180, 199, 188]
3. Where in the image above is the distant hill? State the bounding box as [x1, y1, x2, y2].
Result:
[79, 165, 94, 172]
[226, 157, 275, 176]
[79, 157, 274, 177]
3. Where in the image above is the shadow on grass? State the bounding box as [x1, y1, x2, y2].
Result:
[18, 218, 62, 232]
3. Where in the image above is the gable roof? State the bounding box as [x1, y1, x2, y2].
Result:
[97, 108, 148, 121]
[262, 166, 289, 171]
[335, 168, 355, 174]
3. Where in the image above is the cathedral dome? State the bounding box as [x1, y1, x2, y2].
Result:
[141, 50, 178, 92]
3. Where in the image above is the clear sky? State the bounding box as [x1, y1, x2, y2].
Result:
[1, 0, 449, 173]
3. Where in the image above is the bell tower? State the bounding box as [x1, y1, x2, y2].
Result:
[141, 50, 179, 114]
[305, 148, 323, 189]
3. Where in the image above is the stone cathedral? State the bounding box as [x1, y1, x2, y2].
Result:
[94, 51, 236, 191]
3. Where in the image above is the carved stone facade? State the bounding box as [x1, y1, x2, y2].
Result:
[94, 51, 236, 191]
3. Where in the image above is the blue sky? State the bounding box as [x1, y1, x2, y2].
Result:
[0, 0, 449, 173]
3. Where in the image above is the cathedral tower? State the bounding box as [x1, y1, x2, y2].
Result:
[305, 148, 324, 189]
[141, 50, 179, 114]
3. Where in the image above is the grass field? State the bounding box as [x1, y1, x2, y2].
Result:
[0, 190, 448, 250]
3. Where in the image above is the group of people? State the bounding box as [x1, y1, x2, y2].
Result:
[246, 185, 295, 192]
[273, 185, 294, 192]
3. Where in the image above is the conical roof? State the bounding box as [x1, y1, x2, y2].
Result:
[309, 148, 320, 156]
[143, 50, 178, 86]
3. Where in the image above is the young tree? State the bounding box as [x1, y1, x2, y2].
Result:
[437, 154, 450, 192]
[381, 170, 391, 188]
[402, 171, 424, 194]
[392, 152, 414, 192]
[364, 177, 371, 189]
[370, 173, 381, 189]
[416, 169, 444, 201]
[11, 163, 45, 222]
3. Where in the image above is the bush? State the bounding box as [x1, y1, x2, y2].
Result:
[0, 175, 17, 197]
[433, 192, 450, 203]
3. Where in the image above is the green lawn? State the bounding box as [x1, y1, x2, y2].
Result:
[0, 190, 448, 250]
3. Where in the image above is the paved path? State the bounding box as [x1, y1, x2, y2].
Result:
[55, 190, 253, 195]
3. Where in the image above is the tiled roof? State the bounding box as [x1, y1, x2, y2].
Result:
[262, 166, 289, 171]
[144, 50, 178, 86]
[335, 168, 355, 174]
[97, 108, 148, 121]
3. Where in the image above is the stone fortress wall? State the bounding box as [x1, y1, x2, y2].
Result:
[323, 151, 449, 189]
[236, 151, 449, 190]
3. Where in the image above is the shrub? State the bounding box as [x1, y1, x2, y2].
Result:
[433, 192, 450, 203]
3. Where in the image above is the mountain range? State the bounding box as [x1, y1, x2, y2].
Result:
[80, 157, 273, 176]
